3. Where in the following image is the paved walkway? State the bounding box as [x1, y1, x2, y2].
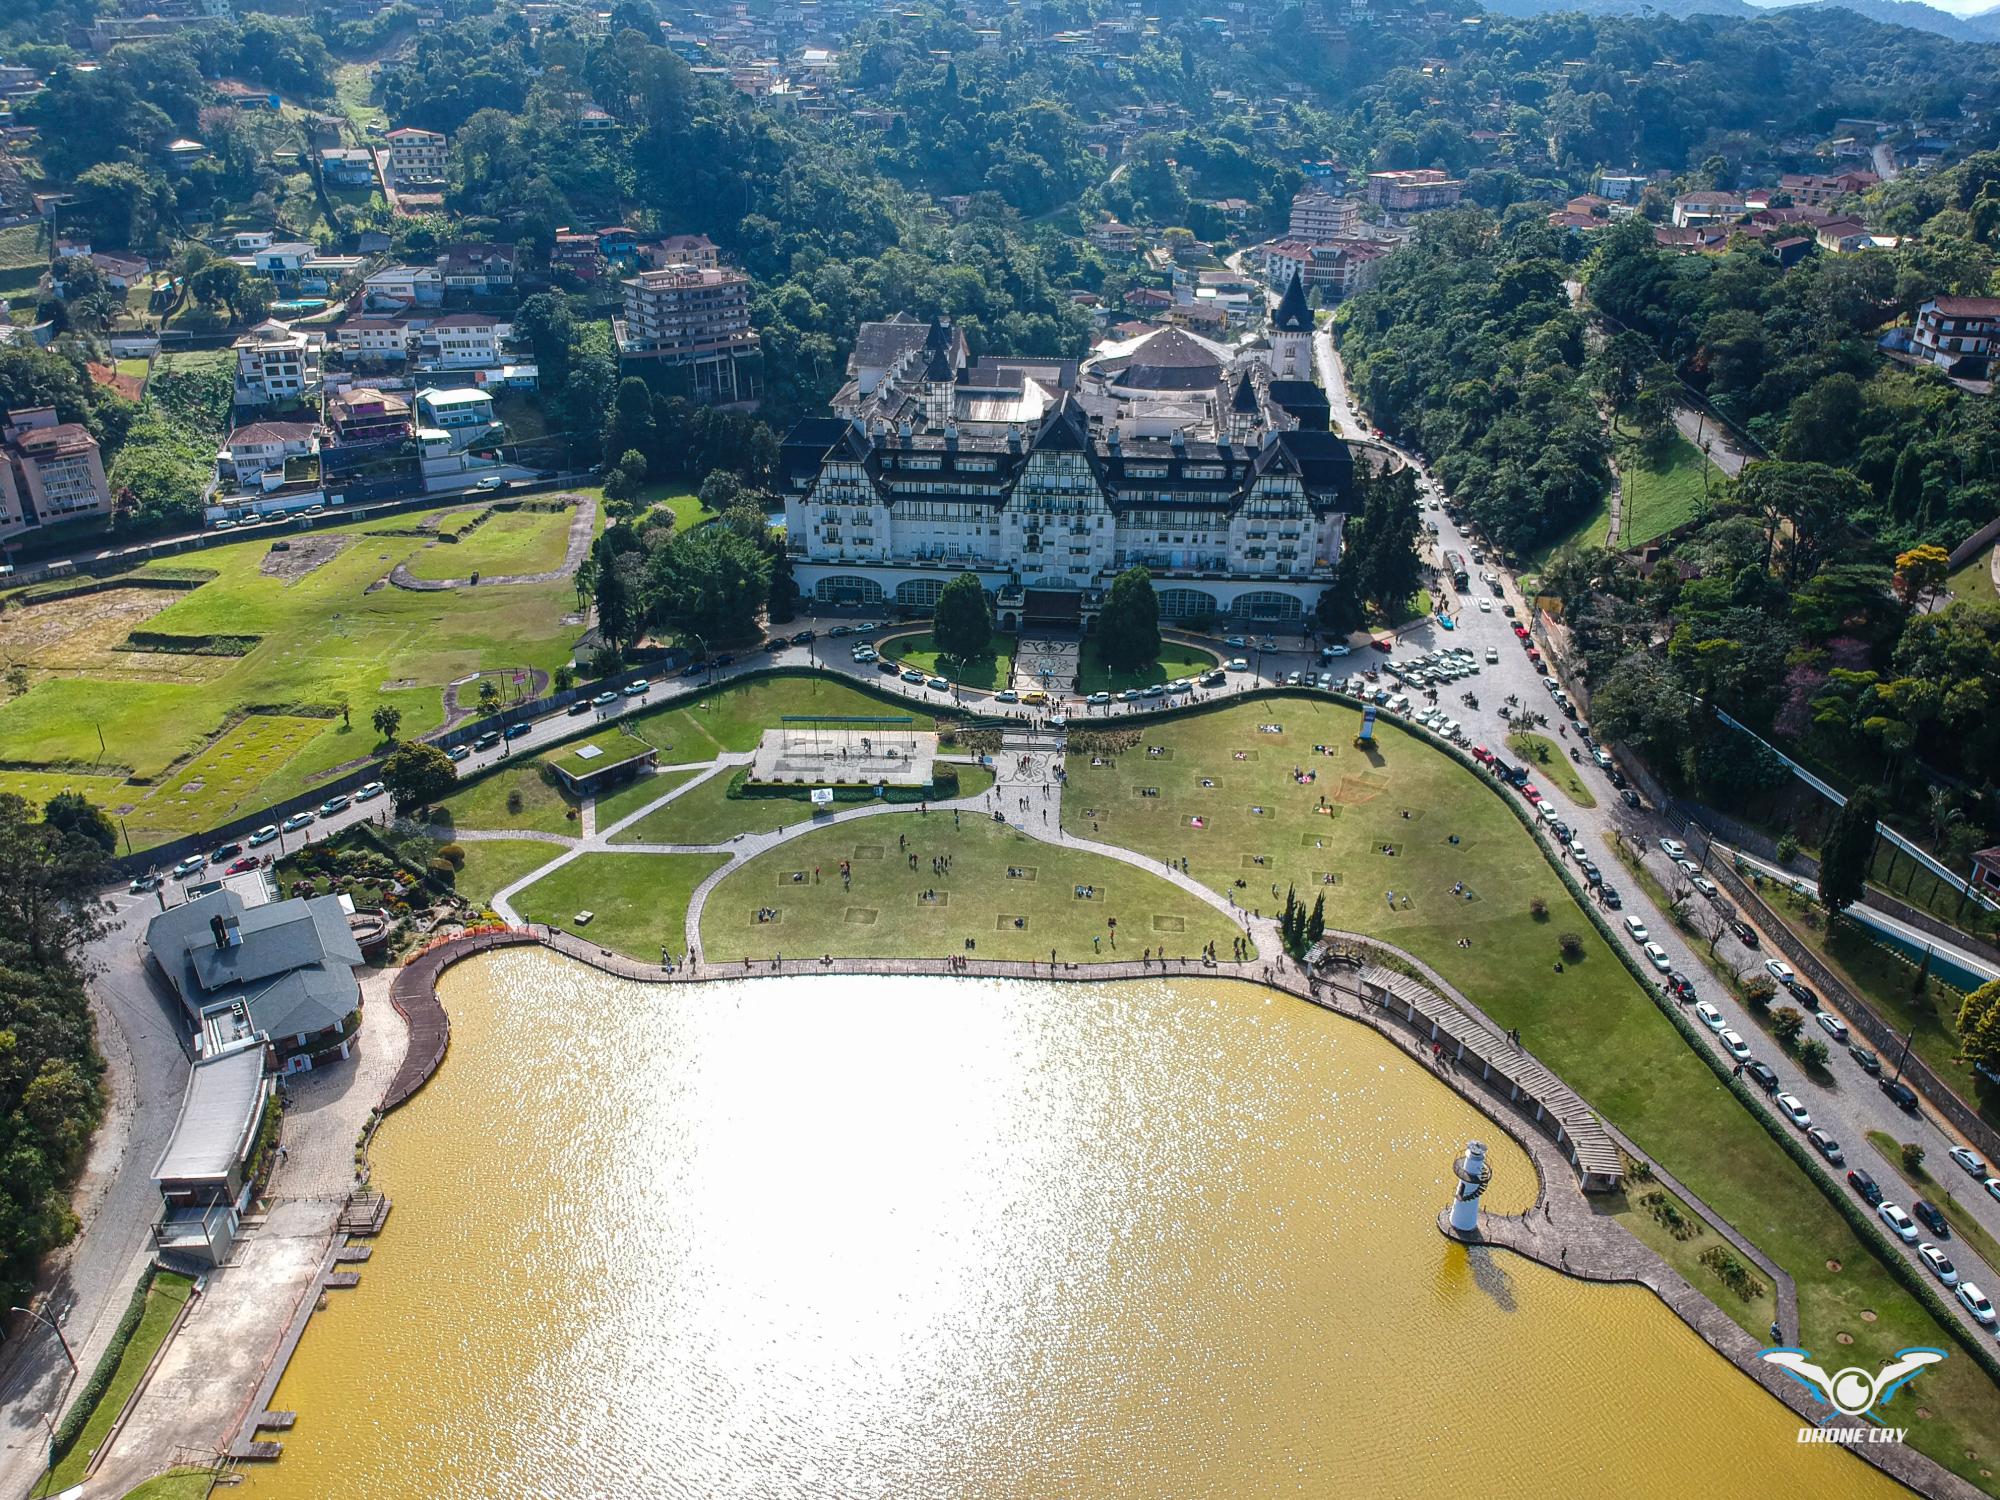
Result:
[387, 494, 596, 591]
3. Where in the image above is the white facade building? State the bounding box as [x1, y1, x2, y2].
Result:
[232, 318, 322, 407]
[779, 317, 1355, 627]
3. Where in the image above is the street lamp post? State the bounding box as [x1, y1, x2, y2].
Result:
[1888, 1024, 1917, 1089]
[10, 1304, 77, 1372]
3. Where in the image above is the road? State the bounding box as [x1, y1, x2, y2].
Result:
[1671, 401, 1756, 479]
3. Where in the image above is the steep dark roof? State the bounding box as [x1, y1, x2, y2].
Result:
[1273, 270, 1312, 333]
[1231, 368, 1259, 413]
[852, 314, 929, 371]
[1033, 393, 1091, 451]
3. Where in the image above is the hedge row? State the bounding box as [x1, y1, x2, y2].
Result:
[725, 765, 962, 805]
[48, 1263, 158, 1459]
[120, 630, 261, 657]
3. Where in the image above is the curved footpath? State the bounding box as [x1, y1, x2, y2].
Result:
[376, 926, 1976, 1500]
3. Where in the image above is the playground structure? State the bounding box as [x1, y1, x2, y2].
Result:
[748, 716, 938, 788]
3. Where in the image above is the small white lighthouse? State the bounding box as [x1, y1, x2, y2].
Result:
[1449, 1140, 1491, 1233]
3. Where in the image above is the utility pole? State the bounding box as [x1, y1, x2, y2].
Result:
[10, 1304, 77, 1372]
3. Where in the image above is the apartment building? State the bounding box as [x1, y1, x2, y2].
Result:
[0, 407, 113, 541]
[1911, 296, 2000, 378]
[613, 265, 759, 402]
[385, 126, 447, 181]
[1288, 186, 1355, 240]
[1366, 169, 1463, 216]
[232, 319, 323, 407]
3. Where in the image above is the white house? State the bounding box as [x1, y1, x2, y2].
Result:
[218, 419, 320, 486]
[416, 312, 505, 370]
[232, 319, 322, 407]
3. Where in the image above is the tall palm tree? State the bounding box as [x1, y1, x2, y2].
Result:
[1926, 785, 1962, 851]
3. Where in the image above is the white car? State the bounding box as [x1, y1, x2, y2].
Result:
[1959, 1282, 1996, 1326]
[1477, 598, 1492, 613]
[1689, 874, 1718, 898]
[1774, 1092, 1810, 1128]
[1659, 838, 1687, 860]
[356, 780, 386, 802]
[1227, 658, 1250, 672]
[1920, 1243, 1960, 1287]
[1568, 835, 1587, 860]
[1948, 1146, 1987, 1178]
[247, 824, 280, 847]
[1695, 1001, 1726, 1032]
[1622, 915, 1649, 942]
[1485, 648, 1499, 664]
[1720, 1029, 1751, 1061]
[1815, 1011, 1849, 1043]
[1592, 748, 1613, 769]
[1325, 643, 1351, 657]
[1764, 958, 1796, 985]
[1642, 942, 1672, 972]
[1986, 1177, 2000, 1206]
[1878, 1203, 1919, 1244]
[994, 689, 1020, 703]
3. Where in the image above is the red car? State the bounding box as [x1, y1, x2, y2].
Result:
[1471, 745, 1492, 764]
[1512, 624, 1529, 639]
[226, 856, 261, 874]
[1522, 784, 1542, 803]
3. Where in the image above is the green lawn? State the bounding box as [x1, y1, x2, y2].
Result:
[513, 852, 728, 959]
[451, 839, 564, 907]
[33, 1272, 195, 1496]
[1506, 731, 1598, 809]
[881, 631, 1016, 691]
[613, 762, 994, 847]
[1530, 415, 1724, 566]
[117, 1472, 214, 1500]
[433, 758, 580, 837]
[1594, 1172, 1779, 1336]
[403, 505, 576, 581]
[625, 672, 938, 758]
[589, 765, 706, 828]
[1061, 694, 2000, 1484]
[1075, 637, 1219, 694]
[698, 813, 1238, 964]
[1948, 546, 1998, 608]
[0, 507, 584, 848]
[0, 223, 44, 269]
[333, 63, 387, 135]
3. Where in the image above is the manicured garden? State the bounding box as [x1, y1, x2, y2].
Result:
[1060, 695, 2000, 1481]
[512, 852, 729, 958]
[881, 630, 1017, 690]
[698, 812, 1238, 965]
[1075, 637, 1219, 694]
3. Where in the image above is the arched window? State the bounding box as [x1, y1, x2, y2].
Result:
[1157, 587, 1219, 620]
[1230, 590, 1303, 623]
[894, 578, 948, 609]
[814, 575, 885, 604]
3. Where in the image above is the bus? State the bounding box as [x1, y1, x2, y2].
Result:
[1443, 550, 1469, 591]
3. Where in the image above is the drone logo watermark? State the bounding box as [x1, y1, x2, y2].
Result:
[1758, 1346, 1947, 1444]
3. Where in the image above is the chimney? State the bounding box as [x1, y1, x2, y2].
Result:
[209, 913, 228, 947]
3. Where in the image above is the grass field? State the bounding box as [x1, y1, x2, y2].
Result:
[590, 765, 706, 828]
[33, 1272, 195, 1496]
[882, 631, 1016, 690]
[1947, 547, 1998, 608]
[1531, 416, 1724, 566]
[334, 63, 387, 135]
[0, 506, 584, 847]
[699, 813, 1239, 965]
[453, 839, 567, 907]
[624, 672, 938, 759]
[403, 505, 576, 581]
[1506, 731, 1598, 809]
[513, 852, 728, 958]
[433, 757, 580, 836]
[1076, 638, 1219, 693]
[116, 1471, 214, 1500]
[1594, 1171, 1779, 1336]
[1060, 695, 2000, 1483]
[612, 762, 995, 847]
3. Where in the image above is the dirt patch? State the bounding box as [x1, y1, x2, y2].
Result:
[0, 587, 181, 669]
[1333, 774, 1388, 805]
[260, 533, 356, 585]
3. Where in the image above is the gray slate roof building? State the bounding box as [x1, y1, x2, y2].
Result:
[147, 890, 363, 1047]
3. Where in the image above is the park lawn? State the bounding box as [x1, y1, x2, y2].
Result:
[116, 1472, 215, 1500]
[882, 631, 1017, 691]
[1948, 547, 1997, 608]
[451, 839, 564, 907]
[589, 765, 706, 828]
[0, 511, 582, 847]
[433, 757, 580, 836]
[115, 357, 150, 382]
[33, 1272, 195, 1497]
[1594, 1172, 1778, 1338]
[1505, 731, 1598, 809]
[1075, 637, 1219, 694]
[699, 813, 1238, 965]
[614, 761, 994, 847]
[1531, 418, 1722, 566]
[403, 504, 576, 581]
[1061, 694, 2000, 1483]
[627, 671, 937, 758]
[1383, 589, 1433, 627]
[513, 852, 728, 959]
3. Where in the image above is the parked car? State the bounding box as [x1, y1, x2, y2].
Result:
[1745, 1060, 1779, 1093]
[448, 745, 472, 762]
[1948, 1146, 1988, 1178]
[1919, 1243, 1958, 1287]
[1720, 1028, 1751, 1061]
[1847, 1168, 1882, 1206]
[248, 824, 280, 847]
[1622, 915, 1649, 942]
[1815, 1011, 1849, 1043]
[1986, 1178, 2000, 1205]
[1785, 979, 1820, 1009]
[1695, 1001, 1725, 1032]
[900, 669, 924, 684]
[209, 841, 243, 863]
[1659, 838, 1687, 860]
[1880, 1077, 1919, 1113]
[790, 630, 816, 644]
[591, 690, 619, 707]
[622, 679, 650, 697]
[282, 812, 315, 833]
[1086, 692, 1112, 705]
[1848, 1043, 1881, 1074]
[1599, 885, 1623, 911]
[994, 689, 1020, 703]
[1620, 789, 1643, 810]
[877, 658, 899, 674]
[1729, 920, 1759, 947]
[319, 794, 351, 817]
[1878, 1203, 1920, 1244]
[1764, 958, 1796, 985]
[1774, 1092, 1811, 1128]
[1665, 971, 1696, 1001]
[1806, 1127, 1843, 1164]
[1958, 1282, 1995, 1326]
[226, 856, 260, 875]
[567, 699, 592, 716]
[1642, 942, 1672, 972]
[503, 723, 531, 740]
[1913, 1200, 1949, 1238]
[129, 872, 164, 894]
[473, 730, 501, 751]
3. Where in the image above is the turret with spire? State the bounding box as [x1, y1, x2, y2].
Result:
[1270, 270, 1313, 381]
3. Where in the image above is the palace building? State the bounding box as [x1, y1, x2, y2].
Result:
[779, 293, 1359, 628]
